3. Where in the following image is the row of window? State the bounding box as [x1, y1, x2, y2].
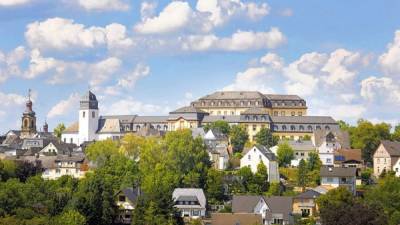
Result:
[82, 111, 96, 118]
[273, 125, 331, 131]
[199, 100, 264, 107]
[273, 111, 303, 116]
[122, 124, 169, 131]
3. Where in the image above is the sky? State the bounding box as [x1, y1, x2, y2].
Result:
[1, 0, 400, 133]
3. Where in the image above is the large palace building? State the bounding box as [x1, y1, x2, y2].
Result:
[62, 91, 339, 145]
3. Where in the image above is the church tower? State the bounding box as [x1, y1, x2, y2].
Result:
[21, 89, 37, 138]
[78, 91, 99, 144]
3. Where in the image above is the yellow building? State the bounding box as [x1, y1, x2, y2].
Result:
[292, 190, 321, 218]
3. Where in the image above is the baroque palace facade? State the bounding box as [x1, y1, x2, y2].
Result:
[62, 91, 339, 145]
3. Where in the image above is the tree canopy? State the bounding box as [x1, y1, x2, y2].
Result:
[230, 125, 249, 153]
[254, 127, 278, 148]
[203, 120, 231, 135]
[276, 142, 294, 167]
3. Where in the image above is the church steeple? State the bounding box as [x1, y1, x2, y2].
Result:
[21, 89, 37, 137]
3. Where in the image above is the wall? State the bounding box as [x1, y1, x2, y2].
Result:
[373, 144, 392, 177]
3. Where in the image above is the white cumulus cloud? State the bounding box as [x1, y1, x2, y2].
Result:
[77, 0, 129, 11]
[379, 30, 400, 77]
[25, 18, 133, 51]
[47, 93, 80, 118]
[0, 0, 31, 6]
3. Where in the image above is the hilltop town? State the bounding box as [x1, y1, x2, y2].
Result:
[0, 90, 399, 225]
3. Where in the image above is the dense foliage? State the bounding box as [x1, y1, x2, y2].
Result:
[203, 120, 231, 135]
[229, 125, 249, 153]
[254, 127, 278, 148]
[276, 142, 294, 167]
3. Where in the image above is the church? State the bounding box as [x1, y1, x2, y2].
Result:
[62, 90, 339, 145]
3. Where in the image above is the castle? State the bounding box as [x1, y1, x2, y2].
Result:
[62, 91, 339, 145]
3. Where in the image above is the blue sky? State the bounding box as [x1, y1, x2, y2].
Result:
[1, 0, 400, 132]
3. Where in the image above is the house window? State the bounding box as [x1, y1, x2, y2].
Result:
[299, 125, 304, 131]
[308, 125, 313, 131]
[327, 177, 333, 182]
[92, 111, 95, 118]
[316, 126, 321, 130]
[259, 155, 262, 160]
[253, 116, 257, 121]
[301, 209, 310, 217]
[291, 125, 296, 131]
[291, 111, 295, 116]
[325, 125, 330, 130]
[274, 111, 278, 116]
[300, 153, 304, 156]
[70, 138, 73, 143]
[298, 112, 302, 116]
[282, 125, 287, 131]
[119, 195, 126, 202]
[82, 111, 85, 118]
[248, 155, 251, 160]
[280, 111, 285, 116]
[253, 125, 257, 131]
[63, 138, 66, 143]
[326, 158, 332, 163]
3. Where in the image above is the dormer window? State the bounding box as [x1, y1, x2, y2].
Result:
[291, 125, 296, 131]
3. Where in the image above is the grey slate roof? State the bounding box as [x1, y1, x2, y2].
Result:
[241, 107, 269, 115]
[320, 167, 357, 177]
[252, 145, 276, 161]
[280, 140, 315, 151]
[97, 118, 121, 133]
[134, 116, 168, 123]
[202, 115, 241, 123]
[118, 187, 140, 204]
[264, 94, 303, 101]
[295, 189, 321, 199]
[199, 91, 265, 100]
[314, 130, 350, 148]
[55, 154, 85, 162]
[265, 196, 293, 222]
[271, 116, 337, 124]
[171, 106, 207, 114]
[380, 140, 400, 156]
[232, 195, 264, 213]
[172, 188, 206, 208]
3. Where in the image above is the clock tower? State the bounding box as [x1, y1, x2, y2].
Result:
[78, 90, 99, 144]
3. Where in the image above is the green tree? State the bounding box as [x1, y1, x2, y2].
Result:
[230, 125, 249, 153]
[318, 187, 387, 225]
[204, 120, 231, 135]
[349, 119, 391, 164]
[54, 210, 86, 225]
[365, 175, 400, 225]
[54, 123, 66, 139]
[85, 139, 120, 166]
[302, 135, 311, 141]
[297, 159, 308, 189]
[205, 169, 225, 204]
[266, 182, 281, 196]
[392, 124, 400, 141]
[307, 152, 321, 171]
[277, 142, 294, 167]
[254, 128, 278, 148]
[252, 162, 269, 194]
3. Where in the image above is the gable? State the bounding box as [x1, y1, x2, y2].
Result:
[374, 144, 391, 158]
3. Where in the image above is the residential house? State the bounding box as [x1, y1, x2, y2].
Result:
[208, 144, 229, 170]
[320, 167, 357, 195]
[115, 187, 140, 224]
[42, 153, 88, 180]
[204, 129, 229, 148]
[232, 195, 293, 225]
[315, 132, 341, 166]
[373, 140, 400, 177]
[241, 145, 279, 182]
[209, 213, 263, 225]
[172, 188, 206, 218]
[292, 189, 321, 218]
[271, 140, 316, 167]
[334, 148, 363, 168]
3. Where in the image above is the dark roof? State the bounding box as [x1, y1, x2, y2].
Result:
[250, 145, 276, 161]
[271, 116, 337, 124]
[241, 107, 269, 115]
[176, 195, 199, 202]
[211, 213, 263, 225]
[133, 116, 169, 123]
[119, 187, 140, 204]
[171, 106, 207, 114]
[295, 189, 321, 199]
[380, 140, 400, 156]
[320, 167, 357, 177]
[199, 91, 265, 100]
[264, 196, 293, 222]
[81, 90, 97, 101]
[313, 130, 350, 148]
[264, 94, 303, 101]
[232, 195, 263, 213]
[202, 115, 241, 123]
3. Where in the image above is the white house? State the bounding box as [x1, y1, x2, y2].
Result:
[320, 167, 357, 195]
[240, 145, 279, 182]
[172, 188, 206, 218]
[316, 132, 341, 166]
